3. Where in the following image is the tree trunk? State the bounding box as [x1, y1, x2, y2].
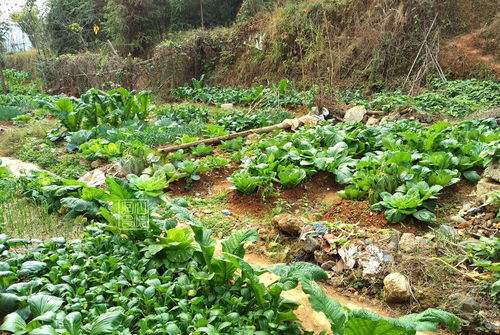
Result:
[200, 0, 204, 29]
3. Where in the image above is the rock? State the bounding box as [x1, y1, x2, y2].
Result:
[272, 214, 304, 236]
[483, 163, 500, 183]
[448, 293, 478, 314]
[344, 106, 367, 122]
[477, 178, 500, 200]
[221, 103, 234, 109]
[439, 225, 459, 240]
[380, 111, 401, 123]
[387, 233, 401, 251]
[90, 159, 106, 169]
[321, 260, 337, 271]
[449, 215, 467, 225]
[332, 260, 346, 273]
[101, 162, 125, 177]
[365, 116, 379, 126]
[302, 236, 321, 253]
[383, 272, 412, 303]
[398, 233, 427, 252]
[78, 169, 106, 187]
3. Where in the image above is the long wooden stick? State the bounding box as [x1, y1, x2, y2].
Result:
[157, 122, 293, 153]
[402, 13, 439, 90]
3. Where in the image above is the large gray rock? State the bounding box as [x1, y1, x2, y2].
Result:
[483, 163, 500, 183]
[78, 169, 106, 187]
[387, 233, 401, 251]
[439, 225, 459, 240]
[302, 236, 321, 253]
[383, 272, 412, 303]
[344, 106, 367, 122]
[448, 293, 478, 314]
[272, 214, 304, 236]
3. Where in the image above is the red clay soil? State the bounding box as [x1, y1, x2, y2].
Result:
[440, 26, 500, 78]
[226, 190, 274, 218]
[226, 172, 344, 218]
[168, 165, 237, 197]
[321, 199, 426, 233]
[279, 172, 343, 204]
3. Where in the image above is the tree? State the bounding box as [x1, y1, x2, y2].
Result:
[0, 15, 10, 93]
[10, 0, 41, 49]
[46, 0, 103, 55]
[104, 0, 244, 56]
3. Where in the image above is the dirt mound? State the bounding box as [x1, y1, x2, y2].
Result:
[440, 19, 500, 79]
[321, 199, 428, 233]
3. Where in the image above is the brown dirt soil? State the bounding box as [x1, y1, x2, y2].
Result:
[226, 190, 273, 218]
[435, 180, 476, 220]
[393, 254, 500, 330]
[320, 199, 427, 233]
[440, 24, 500, 78]
[168, 166, 237, 197]
[225, 172, 344, 218]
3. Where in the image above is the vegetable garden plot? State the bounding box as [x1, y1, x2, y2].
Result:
[231, 119, 499, 223]
[1, 74, 499, 334]
[0, 199, 461, 335]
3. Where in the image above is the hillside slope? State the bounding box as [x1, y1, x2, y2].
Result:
[7, 0, 499, 96]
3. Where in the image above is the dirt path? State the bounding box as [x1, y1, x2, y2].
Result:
[0, 157, 42, 177]
[244, 252, 447, 335]
[244, 252, 387, 334]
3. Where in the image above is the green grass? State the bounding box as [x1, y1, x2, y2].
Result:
[199, 212, 233, 237]
[0, 198, 85, 241]
[0, 119, 57, 156]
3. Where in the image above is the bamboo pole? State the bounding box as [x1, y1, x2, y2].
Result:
[157, 122, 294, 153]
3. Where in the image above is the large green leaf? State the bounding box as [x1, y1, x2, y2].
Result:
[221, 229, 259, 258]
[191, 225, 216, 267]
[28, 294, 64, 317]
[60, 197, 101, 221]
[18, 261, 47, 276]
[224, 254, 269, 309]
[0, 312, 26, 333]
[89, 311, 121, 335]
[412, 210, 436, 223]
[302, 280, 347, 334]
[151, 228, 195, 263]
[105, 177, 134, 202]
[344, 317, 406, 335]
[268, 262, 328, 291]
[346, 310, 411, 335]
[0, 293, 21, 315]
[64, 312, 82, 335]
[398, 309, 460, 332]
[29, 325, 57, 335]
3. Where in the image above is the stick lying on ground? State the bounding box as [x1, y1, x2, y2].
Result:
[157, 115, 319, 153]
